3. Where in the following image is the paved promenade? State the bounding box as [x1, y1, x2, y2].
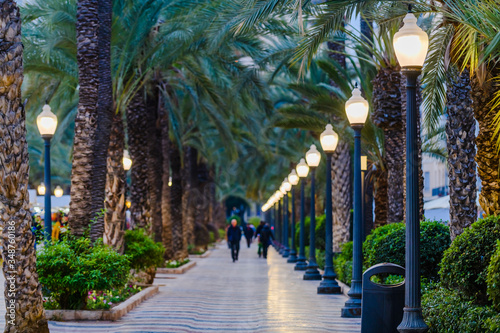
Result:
[4, 242, 361, 332]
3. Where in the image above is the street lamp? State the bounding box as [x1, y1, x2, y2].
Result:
[341, 84, 369, 317]
[318, 125, 342, 294]
[394, 7, 429, 333]
[295, 159, 309, 271]
[37, 103, 57, 242]
[37, 183, 46, 196]
[277, 190, 284, 253]
[303, 145, 322, 280]
[54, 186, 64, 198]
[287, 170, 299, 263]
[281, 178, 292, 258]
[123, 150, 132, 171]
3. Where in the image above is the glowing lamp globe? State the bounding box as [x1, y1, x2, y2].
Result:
[296, 158, 310, 178]
[37, 183, 46, 196]
[282, 178, 292, 192]
[361, 156, 368, 171]
[393, 12, 429, 68]
[305, 144, 321, 168]
[288, 170, 299, 186]
[123, 150, 132, 171]
[345, 86, 369, 126]
[37, 104, 58, 138]
[320, 124, 339, 153]
[54, 186, 63, 198]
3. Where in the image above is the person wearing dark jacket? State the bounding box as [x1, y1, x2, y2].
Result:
[255, 221, 265, 257]
[227, 219, 242, 262]
[244, 225, 254, 248]
[259, 223, 275, 259]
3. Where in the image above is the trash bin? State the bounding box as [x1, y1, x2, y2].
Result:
[361, 263, 405, 333]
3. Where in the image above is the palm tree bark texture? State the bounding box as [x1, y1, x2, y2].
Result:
[471, 69, 500, 216]
[69, 0, 100, 237]
[373, 168, 388, 228]
[170, 143, 188, 259]
[371, 66, 405, 224]
[90, 0, 113, 242]
[332, 140, 352, 252]
[127, 91, 152, 232]
[182, 146, 197, 246]
[104, 113, 126, 253]
[446, 69, 477, 239]
[0, 1, 49, 331]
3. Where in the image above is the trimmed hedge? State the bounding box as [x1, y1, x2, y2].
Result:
[364, 221, 449, 281]
[333, 241, 353, 286]
[124, 229, 165, 271]
[440, 215, 500, 303]
[294, 215, 326, 250]
[487, 241, 500, 310]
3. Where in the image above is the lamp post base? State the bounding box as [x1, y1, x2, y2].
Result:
[317, 273, 341, 294]
[397, 307, 429, 333]
[303, 264, 322, 280]
[341, 298, 361, 318]
[294, 259, 307, 270]
[287, 251, 297, 263]
[282, 248, 290, 258]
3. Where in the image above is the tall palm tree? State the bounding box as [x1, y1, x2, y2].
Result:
[68, 0, 100, 236]
[0, 1, 49, 331]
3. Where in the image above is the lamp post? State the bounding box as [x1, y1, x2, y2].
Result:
[54, 186, 64, 198]
[37, 183, 46, 196]
[123, 150, 132, 171]
[295, 159, 309, 271]
[277, 191, 284, 253]
[281, 178, 292, 258]
[303, 145, 322, 280]
[37, 104, 58, 243]
[287, 170, 299, 263]
[318, 124, 342, 294]
[393, 7, 429, 333]
[341, 84, 369, 317]
[361, 156, 369, 240]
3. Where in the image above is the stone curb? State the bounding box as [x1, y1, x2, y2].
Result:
[336, 279, 351, 297]
[189, 250, 212, 259]
[156, 260, 197, 274]
[45, 285, 159, 321]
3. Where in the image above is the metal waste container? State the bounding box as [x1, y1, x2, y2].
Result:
[361, 263, 405, 333]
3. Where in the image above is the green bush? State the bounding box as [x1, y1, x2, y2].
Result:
[248, 216, 261, 228]
[487, 240, 500, 310]
[422, 286, 500, 333]
[333, 241, 353, 286]
[37, 238, 130, 310]
[440, 215, 500, 303]
[364, 221, 450, 281]
[218, 229, 226, 240]
[227, 215, 241, 225]
[124, 229, 165, 271]
[295, 216, 310, 247]
[315, 215, 326, 251]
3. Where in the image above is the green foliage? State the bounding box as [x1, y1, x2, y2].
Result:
[165, 259, 190, 269]
[86, 285, 142, 310]
[333, 241, 353, 286]
[209, 231, 215, 244]
[218, 229, 226, 240]
[248, 216, 261, 228]
[364, 221, 450, 281]
[422, 286, 500, 333]
[37, 238, 130, 310]
[124, 229, 165, 271]
[314, 215, 326, 251]
[316, 249, 325, 270]
[440, 215, 500, 303]
[227, 215, 241, 225]
[487, 241, 500, 310]
[295, 216, 311, 247]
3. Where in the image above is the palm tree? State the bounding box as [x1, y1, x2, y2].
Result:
[0, 1, 49, 331]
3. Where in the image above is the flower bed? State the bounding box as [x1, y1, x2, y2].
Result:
[165, 258, 190, 269]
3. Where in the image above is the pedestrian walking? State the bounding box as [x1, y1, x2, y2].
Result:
[244, 224, 254, 248]
[255, 221, 265, 257]
[227, 219, 242, 262]
[259, 222, 275, 259]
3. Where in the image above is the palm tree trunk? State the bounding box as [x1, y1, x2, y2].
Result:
[371, 66, 405, 224]
[0, 2, 49, 330]
[374, 169, 388, 228]
[146, 89, 163, 243]
[69, 0, 100, 237]
[104, 113, 126, 253]
[446, 69, 477, 239]
[170, 143, 187, 259]
[159, 94, 172, 259]
[127, 92, 152, 232]
[182, 146, 197, 246]
[363, 174, 374, 240]
[332, 140, 352, 252]
[90, 0, 113, 242]
[471, 69, 500, 216]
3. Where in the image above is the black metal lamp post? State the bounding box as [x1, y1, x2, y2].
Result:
[294, 159, 309, 271]
[277, 191, 284, 253]
[281, 178, 292, 258]
[393, 8, 429, 333]
[37, 104, 58, 244]
[341, 84, 370, 317]
[287, 170, 299, 263]
[303, 144, 322, 281]
[318, 124, 342, 294]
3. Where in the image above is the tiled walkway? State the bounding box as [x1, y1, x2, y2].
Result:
[5, 242, 361, 332]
